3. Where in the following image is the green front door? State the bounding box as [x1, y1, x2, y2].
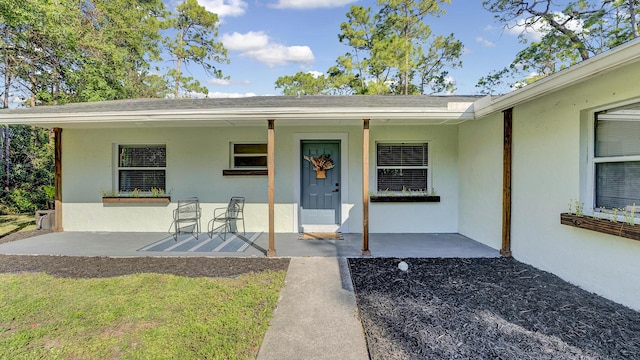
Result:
[300, 140, 341, 228]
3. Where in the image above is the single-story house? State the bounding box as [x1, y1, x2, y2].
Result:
[1, 38, 639, 310]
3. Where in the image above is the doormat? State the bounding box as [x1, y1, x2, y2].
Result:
[138, 232, 263, 253]
[298, 232, 344, 240]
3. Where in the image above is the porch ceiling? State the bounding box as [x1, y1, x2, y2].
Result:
[0, 95, 479, 129]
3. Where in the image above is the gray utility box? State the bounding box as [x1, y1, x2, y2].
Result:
[35, 210, 55, 230]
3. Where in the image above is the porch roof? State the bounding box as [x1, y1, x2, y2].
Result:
[0, 95, 480, 128]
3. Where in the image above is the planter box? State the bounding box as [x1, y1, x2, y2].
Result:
[370, 195, 440, 203]
[222, 169, 268, 176]
[102, 196, 171, 205]
[560, 213, 640, 242]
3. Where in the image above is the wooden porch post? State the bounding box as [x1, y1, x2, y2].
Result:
[267, 119, 277, 257]
[53, 127, 63, 232]
[501, 108, 513, 257]
[361, 119, 371, 256]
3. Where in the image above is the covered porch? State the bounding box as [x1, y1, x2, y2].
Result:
[0, 95, 512, 258]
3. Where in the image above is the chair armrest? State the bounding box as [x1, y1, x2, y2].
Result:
[213, 206, 227, 219]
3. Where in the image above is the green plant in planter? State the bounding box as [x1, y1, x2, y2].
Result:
[43, 185, 55, 209]
[150, 187, 166, 197]
[568, 198, 584, 217]
[624, 204, 636, 225]
[100, 187, 170, 198]
[99, 188, 117, 197]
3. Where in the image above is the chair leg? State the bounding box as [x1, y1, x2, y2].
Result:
[222, 221, 229, 240]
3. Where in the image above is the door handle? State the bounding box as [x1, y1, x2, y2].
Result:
[332, 189, 339, 192]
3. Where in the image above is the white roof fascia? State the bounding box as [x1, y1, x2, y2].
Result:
[473, 38, 640, 119]
[0, 106, 475, 126]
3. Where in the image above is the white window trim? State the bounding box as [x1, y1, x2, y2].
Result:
[586, 100, 640, 219]
[229, 142, 268, 170]
[114, 144, 167, 195]
[374, 141, 432, 194]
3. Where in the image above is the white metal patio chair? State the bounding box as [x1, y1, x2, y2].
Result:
[208, 197, 245, 240]
[172, 197, 201, 240]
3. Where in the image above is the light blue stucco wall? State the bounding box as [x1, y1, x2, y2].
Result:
[62, 123, 461, 234]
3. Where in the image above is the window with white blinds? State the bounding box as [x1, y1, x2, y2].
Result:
[376, 143, 429, 191]
[594, 106, 640, 210]
[118, 145, 166, 193]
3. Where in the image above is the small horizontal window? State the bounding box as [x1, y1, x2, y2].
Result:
[231, 143, 267, 169]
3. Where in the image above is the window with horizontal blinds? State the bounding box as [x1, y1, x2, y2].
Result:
[118, 145, 166, 192]
[376, 143, 429, 191]
[594, 107, 640, 210]
[595, 162, 640, 209]
[595, 120, 640, 157]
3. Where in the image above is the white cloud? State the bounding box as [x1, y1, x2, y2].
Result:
[222, 31, 315, 67]
[476, 37, 496, 47]
[222, 31, 270, 51]
[208, 78, 232, 86]
[308, 70, 324, 78]
[207, 78, 252, 86]
[244, 45, 314, 66]
[196, 0, 247, 18]
[271, 0, 356, 9]
[9, 96, 24, 104]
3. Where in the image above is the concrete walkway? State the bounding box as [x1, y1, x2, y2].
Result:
[257, 257, 369, 360]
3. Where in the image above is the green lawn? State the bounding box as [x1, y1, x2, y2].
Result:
[0, 214, 36, 236]
[0, 270, 286, 359]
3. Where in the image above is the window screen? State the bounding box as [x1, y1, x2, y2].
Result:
[118, 145, 166, 192]
[376, 143, 428, 191]
[232, 143, 267, 168]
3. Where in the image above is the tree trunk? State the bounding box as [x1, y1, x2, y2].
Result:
[4, 126, 10, 189]
[630, 0, 639, 38]
[175, 56, 182, 98]
[3, 26, 10, 109]
[174, 27, 185, 98]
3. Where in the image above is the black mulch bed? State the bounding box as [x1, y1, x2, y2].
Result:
[348, 257, 640, 360]
[0, 255, 290, 278]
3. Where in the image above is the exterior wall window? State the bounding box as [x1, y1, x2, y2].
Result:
[118, 145, 166, 192]
[376, 143, 429, 191]
[231, 143, 267, 169]
[594, 104, 640, 210]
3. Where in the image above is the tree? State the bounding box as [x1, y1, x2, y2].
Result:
[275, 0, 463, 95]
[275, 72, 330, 96]
[0, 0, 170, 213]
[163, 0, 228, 98]
[70, 0, 168, 102]
[478, 0, 640, 94]
[0, 0, 168, 105]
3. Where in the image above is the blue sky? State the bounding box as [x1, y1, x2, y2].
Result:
[168, 0, 530, 97]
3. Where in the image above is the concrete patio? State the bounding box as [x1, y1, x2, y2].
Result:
[0, 231, 500, 258]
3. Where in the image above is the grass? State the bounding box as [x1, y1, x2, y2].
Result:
[0, 214, 36, 237]
[0, 270, 286, 359]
